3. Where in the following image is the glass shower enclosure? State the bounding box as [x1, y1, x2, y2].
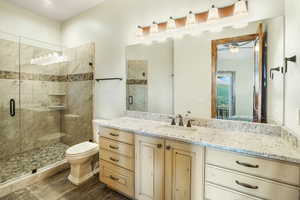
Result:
[0, 31, 94, 184]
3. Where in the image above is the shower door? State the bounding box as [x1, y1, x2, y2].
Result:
[0, 32, 22, 183]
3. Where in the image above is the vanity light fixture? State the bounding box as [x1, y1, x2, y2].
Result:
[185, 11, 197, 28]
[167, 17, 176, 31]
[150, 21, 159, 35]
[234, 0, 248, 16]
[134, 2, 250, 44]
[207, 5, 220, 23]
[136, 25, 144, 38]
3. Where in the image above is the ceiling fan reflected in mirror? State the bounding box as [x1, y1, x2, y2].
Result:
[218, 40, 254, 53]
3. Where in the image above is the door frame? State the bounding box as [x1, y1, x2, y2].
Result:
[211, 33, 259, 120]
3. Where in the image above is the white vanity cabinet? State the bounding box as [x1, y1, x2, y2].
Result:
[135, 135, 205, 200]
[205, 148, 300, 200]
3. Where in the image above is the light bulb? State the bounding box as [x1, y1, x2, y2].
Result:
[150, 21, 159, 35]
[136, 25, 144, 38]
[207, 5, 220, 23]
[234, 0, 248, 16]
[167, 17, 176, 31]
[185, 11, 197, 28]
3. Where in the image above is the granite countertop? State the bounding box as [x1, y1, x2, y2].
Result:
[94, 117, 300, 164]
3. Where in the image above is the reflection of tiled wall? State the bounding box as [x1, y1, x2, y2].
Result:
[127, 60, 148, 112]
[0, 39, 94, 159]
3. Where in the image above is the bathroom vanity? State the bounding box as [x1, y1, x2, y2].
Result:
[97, 11, 300, 200]
[96, 117, 300, 200]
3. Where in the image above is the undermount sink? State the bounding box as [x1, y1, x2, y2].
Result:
[156, 124, 198, 133]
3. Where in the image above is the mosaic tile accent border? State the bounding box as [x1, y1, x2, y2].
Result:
[127, 79, 148, 85]
[125, 111, 282, 136]
[0, 70, 93, 82]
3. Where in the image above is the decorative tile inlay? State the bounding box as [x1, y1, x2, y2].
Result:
[127, 79, 148, 85]
[0, 71, 93, 82]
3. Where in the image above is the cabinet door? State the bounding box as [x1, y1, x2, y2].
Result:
[165, 140, 204, 200]
[135, 135, 164, 200]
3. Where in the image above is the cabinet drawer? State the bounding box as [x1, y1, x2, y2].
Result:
[206, 148, 300, 186]
[100, 149, 134, 171]
[100, 161, 134, 198]
[100, 127, 134, 144]
[206, 183, 263, 200]
[100, 137, 133, 157]
[206, 165, 299, 200]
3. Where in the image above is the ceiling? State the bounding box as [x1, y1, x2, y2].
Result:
[6, 0, 105, 21]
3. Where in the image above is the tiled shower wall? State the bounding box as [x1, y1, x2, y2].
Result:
[62, 43, 94, 146]
[0, 39, 94, 159]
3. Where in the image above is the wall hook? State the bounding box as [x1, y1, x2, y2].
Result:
[284, 55, 297, 73]
[270, 67, 281, 80]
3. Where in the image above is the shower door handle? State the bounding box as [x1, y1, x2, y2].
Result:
[10, 99, 15, 117]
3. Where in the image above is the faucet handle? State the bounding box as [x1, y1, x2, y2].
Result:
[187, 119, 195, 128]
[169, 116, 176, 125]
[176, 114, 184, 126]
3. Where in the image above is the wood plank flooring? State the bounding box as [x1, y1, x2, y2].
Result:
[0, 170, 129, 200]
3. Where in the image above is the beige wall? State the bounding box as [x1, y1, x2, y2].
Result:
[285, 0, 300, 136]
[61, 0, 284, 119]
[0, 0, 61, 44]
[266, 17, 284, 125]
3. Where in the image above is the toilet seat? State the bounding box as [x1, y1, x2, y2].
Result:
[66, 142, 98, 157]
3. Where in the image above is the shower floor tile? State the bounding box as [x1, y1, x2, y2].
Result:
[0, 143, 69, 184]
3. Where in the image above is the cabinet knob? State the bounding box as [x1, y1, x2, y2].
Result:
[157, 144, 162, 148]
[166, 145, 171, 150]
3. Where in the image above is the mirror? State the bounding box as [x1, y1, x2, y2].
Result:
[126, 16, 284, 124]
[126, 41, 174, 114]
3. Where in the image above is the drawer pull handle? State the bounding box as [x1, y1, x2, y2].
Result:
[236, 161, 259, 168]
[109, 133, 119, 137]
[157, 144, 162, 148]
[110, 175, 119, 181]
[235, 180, 258, 189]
[110, 157, 119, 162]
[109, 145, 119, 150]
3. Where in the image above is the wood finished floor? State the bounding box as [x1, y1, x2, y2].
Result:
[0, 170, 129, 200]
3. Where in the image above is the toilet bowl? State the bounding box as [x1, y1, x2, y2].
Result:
[65, 141, 99, 185]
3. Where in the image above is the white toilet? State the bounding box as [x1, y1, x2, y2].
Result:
[65, 141, 99, 185]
